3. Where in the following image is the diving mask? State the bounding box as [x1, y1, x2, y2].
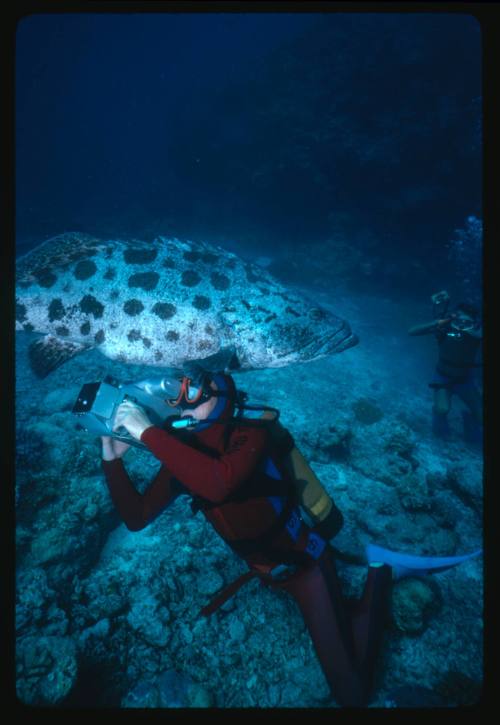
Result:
[451, 313, 476, 333]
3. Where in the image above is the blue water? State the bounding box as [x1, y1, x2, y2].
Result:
[14, 11, 483, 708]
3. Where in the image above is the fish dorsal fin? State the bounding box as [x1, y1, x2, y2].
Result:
[28, 335, 89, 378]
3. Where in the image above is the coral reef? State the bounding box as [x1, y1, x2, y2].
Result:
[16, 635, 78, 705]
[15, 287, 483, 708]
[351, 397, 384, 425]
[391, 578, 437, 635]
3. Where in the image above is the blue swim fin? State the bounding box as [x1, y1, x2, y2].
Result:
[366, 543, 482, 579]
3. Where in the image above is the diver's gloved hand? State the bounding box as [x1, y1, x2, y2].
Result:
[113, 400, 154, 441]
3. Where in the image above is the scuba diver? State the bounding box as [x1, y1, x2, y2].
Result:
[99, 366, 481, 708]
[408, 290, 483, 443]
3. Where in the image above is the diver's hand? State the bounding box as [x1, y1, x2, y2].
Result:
[101, 436, 131, 461]
[112, 400, 154, 440]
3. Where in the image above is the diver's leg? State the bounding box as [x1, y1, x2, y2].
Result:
[432, 387, 451, 437]
[456, 383, 483, 445]
[455, 382, 483, 425]
[272, 550, 365, 707]
[349, 562, 392, 702]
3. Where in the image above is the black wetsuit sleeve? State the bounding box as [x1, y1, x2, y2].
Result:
[408, 320, 440, 336]
[101, 458, 184, 531]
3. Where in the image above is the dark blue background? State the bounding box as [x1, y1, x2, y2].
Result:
[16, 12, 481, 299]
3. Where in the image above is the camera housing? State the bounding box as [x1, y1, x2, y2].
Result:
[72, 376, 180, 448]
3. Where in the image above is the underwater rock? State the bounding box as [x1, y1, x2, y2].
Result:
[121, 678, 160, 708]
[301, 416, 352, 464]
[351, 396, 384, 424]
[391, 578, 436, 634]
[15, 567, 57, 635]
[196, 569, 224, 597]
[121, 669, 214, 708]
[350, 420, 419, 488]
[16, 635, 77, 705]
[397, 471, 431, 512]
[126, 586, 171, 647]
[442, 463, 483, 515]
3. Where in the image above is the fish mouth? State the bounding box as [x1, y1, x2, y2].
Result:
[300, 322, 359, 358]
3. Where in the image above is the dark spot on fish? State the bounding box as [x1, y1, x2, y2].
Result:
[166, 330, 179, 341]
[95, 330, 105, 344]
[74, 259, 97, 280]
[256, 306, 270, 313]
[183, 251, 202, 263]
[152, 302, 176, 319]
[23, 322, 34, 332]
[193, 295, 211, 311]
[127, 330, 142, 342]
[79, 295, 104, 318]
[188, 321, 195, 330]
[154, 351, 163, 361]
[143, 337, 152, 348]
[210, 272, 230, 291]
[34, 268, 57, 288]
[197, 339, 212, 351]
[55, 326, 70, 337]
[286, 306, 301, 318]
[104, 267, 116, 280]
[124, 299, 145, 316]
[257, 286, 270, 295]
[310, 308, 327, 321]
[226, 259, 237, 270]
[62, 282, 72, 293]
[80, 321, 91, 335]
[124, 248, 158, 264]
[181, 270, 201, 287]
[110, 290, 120, 300]
[48, 298, 66, 322]
[245, 264, 259, 283]
[242, 300, 251, 310]
[265, 314, 277, 323]
[110, 322, 117, 329]
[202, 253, 218, 264]
[105, 247, 114, 258]
[128, 272, 160, 291]
[205, 324, 214, 334]
[16, 302, 27, 323]
[163, 257, 176, 269]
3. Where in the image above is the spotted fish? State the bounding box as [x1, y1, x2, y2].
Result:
[15, 232, 358, 377]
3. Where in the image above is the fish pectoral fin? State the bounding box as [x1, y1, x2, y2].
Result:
[189, 345, 240, 373]
[28, 335, 89, 378]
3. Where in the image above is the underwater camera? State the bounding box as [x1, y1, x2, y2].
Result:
[71, 375, 192, 449]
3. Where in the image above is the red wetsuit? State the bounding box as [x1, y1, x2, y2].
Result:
[101, 373, 391, 707]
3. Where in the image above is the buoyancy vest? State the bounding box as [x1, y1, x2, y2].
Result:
[176, 373, 342, 566]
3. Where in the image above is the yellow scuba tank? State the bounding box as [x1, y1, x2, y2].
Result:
[261, 412, 338, 529]
[284, 446, 334, 525]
